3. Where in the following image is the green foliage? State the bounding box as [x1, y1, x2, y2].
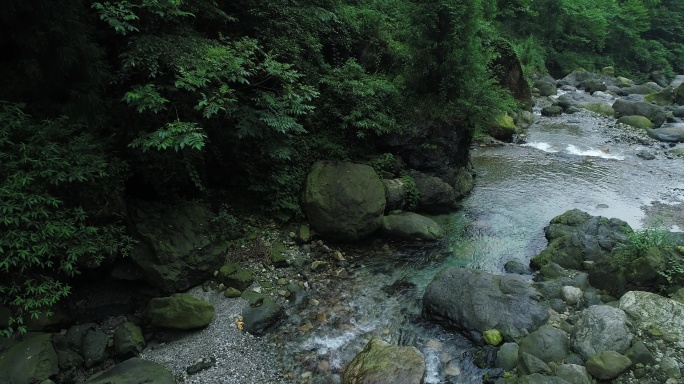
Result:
[619, 225, 673, 259]
[400, 175, 419, 211]
[209, 205, 242, 242]
[0, 103, 134, 336]
[512, 36, 547, 83]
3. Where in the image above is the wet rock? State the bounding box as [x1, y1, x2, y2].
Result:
[127, 200, 228, 293]
[148, 293, 214, 330]
[571, 305, 632, 360]
[423, 267, 548, 342]
[585, 350, 631, 380]
[542, 106, 563, 117]
[637, 150, 656, 160]
[381, 212, 444, 241]
[612, 99, 668, 127]
[519, 326, 570, 364]
[83, 357, 175, 384]
[114, 322, 145, 358]
[645, 126, 684, 143]
[241, 292, 284, 335]
[661, 356, 681, 379]
[0, 333, 58, 384]
[343, 337, 425, 384]
[302, 161, 385, 241]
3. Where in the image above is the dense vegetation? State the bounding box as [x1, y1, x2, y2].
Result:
[2, 0, 683, 334]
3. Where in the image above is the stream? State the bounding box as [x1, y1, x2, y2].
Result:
[278, 93, 684, 383]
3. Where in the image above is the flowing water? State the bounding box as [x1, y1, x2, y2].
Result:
[280, 95, 684, 383]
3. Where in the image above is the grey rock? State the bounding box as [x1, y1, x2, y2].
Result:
[423, 267, 548, 342]
[619, 290, 684, 348]
[496, 342, 519, 371]
[519, 325, 570, 364]
[518, 373, 571, 384]
[113, 322, 145, 358]
[241, 293, 284, 335]
[343, 337, 425, 384]
[0, 334, 58, 384]
[148, 293, 215, 330]
[82, 329, 109, 368]
[383, 179, 406, 211]
[645, 126, 684, 143]
[561, 286, 583, 305]
[518, 352, 551, 375]
[612, 99, 668, 127]
[542, 106, 563, 117]
[411, 172, 459, 213]
[554, 364, 593, 384]
[625, 341, 656, 366]
[661, 356, 681, 379]
[571, 305, 632, 359]
[504, 260, 531, 275]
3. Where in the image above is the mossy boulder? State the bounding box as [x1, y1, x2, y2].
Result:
[343, 337, 425, 384]
[148, 293, 214, 330]
[83, 357, 175, 384]
[582, 102, 614, 116]
[486, 113, 518, 141]
[518, 325, 570, 364]
[269, 241, 288, 268]
[0, 333, 58, 384]
[216, 263, 254, 291]
[484, 329, 503, 346]
[616, 76, 632, 87]
[302, 161, 385, 241]
[585, 351, 631, 380]
[644, 87, 674, 106]
[617, 115, 653, 129]
[381, 212, 445, 241]
[534, 80, 557, 96]
[411, 171, 459, 213]
[612, 99, 668, 127]
[113, 322, 146, 358]
[602, 66, 615, 77]
[541, 106, 563, 117]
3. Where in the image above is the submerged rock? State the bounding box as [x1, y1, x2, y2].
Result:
[423, 267, 548, 342]
[343, 337, 425, 384]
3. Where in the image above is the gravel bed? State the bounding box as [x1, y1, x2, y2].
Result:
[139, 286, 289, 384]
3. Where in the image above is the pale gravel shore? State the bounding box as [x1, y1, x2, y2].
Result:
[138, 286, 289, 384]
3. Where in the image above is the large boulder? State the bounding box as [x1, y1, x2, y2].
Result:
[381, 212, 444, 241]
[148, 293, 214, 330]
[302, 161, 385, 241]
[0, 333, 58, 384]
[531, 209, 630, 270]
[490, 38, 533, 109]
[423, 267, 549, 342]
[518, 325, 571, 364]
[645, 126, 684, 143]
[486, 113, 519, 142]
[114, 322, 146, 358]
[585, 350, 631, 380]
[619, 291, 684, 349]
[83, 357, 175, 384]
[82, 328, 109, 368]
[612, 99, 668, 127]
[617, 115, 653, 129]
[411, 171, 459, 213]
[127, 201, 229, 294]
[343, 337, 425, 384]
[571, 305, 633, 360]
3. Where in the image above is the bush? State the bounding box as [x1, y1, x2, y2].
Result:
[0, 103, 133, 335]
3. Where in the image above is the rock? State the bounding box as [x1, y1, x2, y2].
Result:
[518, 326, 570, 364]
[612, 99, 668, 127]
[669, 148, 684, 157]
[531, 209, 630, 270]
[82, 329, 109, 368]
[447, 166, 475, 199]
[542, 106, 563, 117]
[619, 291, 684, 348]
[411, 171, 459, 213]
[496, 342, 519, 371]
[625, 340, 656, 366]
[216, 263, 254, 291]
[269, 241, 289, 268]
[602, 67, 615, 77]
[241, 293, 284, 335]
[670, 75, 684, 88]
[579, 79, 607, 94]
[66, 323, 97, 350]
[650, 71, 670, 88]
[148, 293, 214, 330]
[518, 352, 551, 375]
[302, 161, 385, 241]
[535, 80, 557, 96]
[674, 84, 684, 106]
[383, 179, 406, 211]
[617, 115, 653, 129]
[644, 87, 675, 106]
[662, 356, 681, 379]
[224, 287, 241, 298]
[57, 349, 83, 370]
[581, 102, 614, 116]
[673, 106, 684, 118]
[186, 357, 216, 375]
[423, 267, 548, 342]
[561, 286, 583, 305]
[113, 322, 145, 358]
[486, 113, 519, 142]
[127, 201, 229, 294]
[484, 329, 503, 346]
[554, 364, 593, 384]
[518, 373, 571, 384]
[295, 224, 311, 244]
[624, 82, 663, 95]
[490, 39, 533, 109]
[585, 350, 631, 380]
[343, 337, 425, 384]
[505, 260, 531, 275]
[645, 126, 684, 143]
[381, 212, 444, 241]
[571, 305, 632, 360]
[616, 76, 633, 87]
[0, 334, 58, 384]
[83, 357, 175, 384]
